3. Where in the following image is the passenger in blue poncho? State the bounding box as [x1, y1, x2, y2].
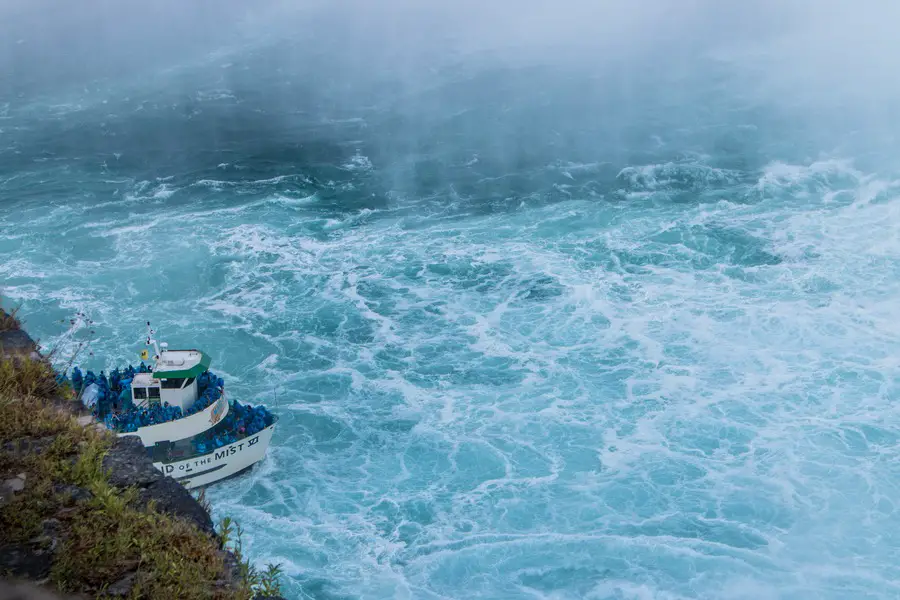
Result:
[118, 377, 133, 411]
[71, 367, 83, 393]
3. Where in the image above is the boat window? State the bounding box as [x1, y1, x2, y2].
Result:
[181, 377, 196, 389]
[148, 440, 176, 463]
[133, 387, 148, 400]
[161, 378, 184, 389]
[148, 386, 161, 408]
[148, 415, 262, 464]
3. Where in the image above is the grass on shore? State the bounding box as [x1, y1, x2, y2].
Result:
[0, 305, 22, 332]
[0, 355, 277, 599]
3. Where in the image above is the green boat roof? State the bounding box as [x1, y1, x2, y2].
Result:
[153, 349, 211, 379]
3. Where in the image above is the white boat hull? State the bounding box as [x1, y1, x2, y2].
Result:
[119, 393, 229, 446]
[152, 422, 276, 489]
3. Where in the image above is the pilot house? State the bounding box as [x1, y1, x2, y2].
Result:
[130, 345, 211, 412]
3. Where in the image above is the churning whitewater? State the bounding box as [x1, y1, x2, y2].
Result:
[4, 3, 900, 598]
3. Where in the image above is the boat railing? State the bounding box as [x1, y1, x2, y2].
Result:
[148, 411, 277, 463]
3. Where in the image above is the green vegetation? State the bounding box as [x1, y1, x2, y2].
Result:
[0, 354, 283, 599]
[218, 517, 284, 599]
[0, 308, 21, 333]
[0, 351, 60, 399]
[0, 358, 98, 546]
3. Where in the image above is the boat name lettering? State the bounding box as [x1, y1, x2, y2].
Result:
[162, 455, 211, 475]
[212, 435, 258, 461]
[158, 435, 260, 475]
[214, 442, 243, 461]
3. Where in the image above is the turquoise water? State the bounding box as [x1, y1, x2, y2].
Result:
[4, 4, 900, 598]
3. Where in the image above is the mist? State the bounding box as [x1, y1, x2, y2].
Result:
[3, 1, 896, 113]
[0, 1, 873, 99]
[4, 1, 900, 198]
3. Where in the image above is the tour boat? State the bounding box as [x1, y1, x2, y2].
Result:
[72, 324, 277, 489]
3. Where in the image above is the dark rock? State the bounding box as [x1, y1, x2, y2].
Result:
[211, 550, 239, 592]
[102, 436, 164, 488]
[0, 328, 38, 357]
[99, 436, 214, 534]
[0, 542, 54, 579]
[52, 484, 92, 505]
[3, 436, 56, 458]
[105, 571, 136, 597]
[222, 549, 242, 579]
[102, 434, 215, 536]
[139, 476, 214, 536]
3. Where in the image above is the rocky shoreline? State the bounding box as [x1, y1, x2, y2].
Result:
[0, 313, 284, 600]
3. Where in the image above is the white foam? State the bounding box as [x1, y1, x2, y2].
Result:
[341, 152, 374, 172]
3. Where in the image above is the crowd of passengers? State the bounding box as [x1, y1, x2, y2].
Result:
[67, 365, 272, 441]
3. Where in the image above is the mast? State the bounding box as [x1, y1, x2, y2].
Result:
[145, 321, 161, 366]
